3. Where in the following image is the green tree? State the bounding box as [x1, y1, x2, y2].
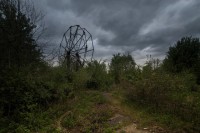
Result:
[0, 0, 42, 71]
[86, 60, 109, 89]
[163, 37, 200, 73]
[163, 37, 200, 84]
[110, 53, 136, 83]
[0, 0, 44, 117]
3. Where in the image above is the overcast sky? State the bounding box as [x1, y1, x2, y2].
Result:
[34, 0, 200, 65]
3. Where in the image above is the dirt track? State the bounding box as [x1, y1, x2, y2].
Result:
[103, 92, 149, 133]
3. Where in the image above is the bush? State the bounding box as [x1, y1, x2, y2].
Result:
[126, 69, 200, 132]
[127, 71, 174, 106]
[110, 53, 136, 83]
[88, 60, 113, 89]
[72, 60, 113, 90]
[72, 68, 90, 89]
[0, 66, 72, 132]
[0, 73, 56, 116]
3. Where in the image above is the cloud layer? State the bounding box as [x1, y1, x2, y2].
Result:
[34, 0, 200, 65]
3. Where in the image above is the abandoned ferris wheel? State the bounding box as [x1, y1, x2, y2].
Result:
[59, 25, 94, 71]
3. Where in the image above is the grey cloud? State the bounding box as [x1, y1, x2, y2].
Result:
[33, 0, 200, 65]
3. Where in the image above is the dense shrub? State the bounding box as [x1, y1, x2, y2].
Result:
[0, 73, 60, 116]
[110, 53, 136, 83]
[127, 71, 174, 106]
[72, 60, 112, 90]
[0, 65, 73, 132]
[86, 60, 112, 89]
[126, 69, 200, 132]
[163, 37, 200, 72]
[72, 68, 90, 89]
[163, 37, 200, 84]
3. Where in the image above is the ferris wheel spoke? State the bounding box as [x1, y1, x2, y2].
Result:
[71, 32, 84, 50]
[72, 26, 79, 44]
[78, 49, 94, 55]
[64, 34, 70, 49]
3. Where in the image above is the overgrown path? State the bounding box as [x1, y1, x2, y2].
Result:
[56, 111, 71, 132]
[103, 92, 149, 133]
[55, 91, 165, 133]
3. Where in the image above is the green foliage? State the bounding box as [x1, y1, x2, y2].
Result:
[0, 0, 42, 70]
[72, 68, 90, 89]
[15, 125, 31, 133]
[61, 91, 114, 132]
[0, 71, 63, 116]
[110, 53, 136, 83]
[45, 66, 67, 84]
[163, 36, 200, 84]
[163, 37, 200, 73]
[63, 112, 77, 128]
[86, 60, 112, 89]
[145, 55, 161, 71]
[0, 68, 71, 132]
[127, 71, 173, 105]
[0, 1, 71, 132]
[72, 60, 112, 90]
[126, 69, 200, 132]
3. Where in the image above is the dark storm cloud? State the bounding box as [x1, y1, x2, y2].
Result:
[34, 0, 200, 64]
